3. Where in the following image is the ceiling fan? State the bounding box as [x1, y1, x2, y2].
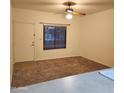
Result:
[63, 1, 86, 20]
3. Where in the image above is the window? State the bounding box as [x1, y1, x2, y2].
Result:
[43, 25, 66, 50]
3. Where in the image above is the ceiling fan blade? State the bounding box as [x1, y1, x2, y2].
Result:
[72, 11, 86, 16]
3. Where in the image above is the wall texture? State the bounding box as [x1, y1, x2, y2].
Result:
[12, 8, 114, 67]
[80, 9, 114, 67]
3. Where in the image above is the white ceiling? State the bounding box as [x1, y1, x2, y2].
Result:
[11, 0, 114, 15]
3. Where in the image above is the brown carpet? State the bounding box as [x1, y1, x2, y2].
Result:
[12, 56, 109, 87]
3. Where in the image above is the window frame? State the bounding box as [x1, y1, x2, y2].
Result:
[43, 25, 66, 50]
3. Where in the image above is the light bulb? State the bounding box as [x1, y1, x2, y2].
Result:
[67, 9, 73, 13]
[66, 13, 73, 20]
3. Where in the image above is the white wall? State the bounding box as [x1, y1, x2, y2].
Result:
[12, 8, 114, 67]
[80, 9, 114, 67]
[12, 8, 81, 61]
[10, 8, 13, 83]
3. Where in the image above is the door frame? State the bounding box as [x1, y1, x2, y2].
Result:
[13, 21, 36, 63]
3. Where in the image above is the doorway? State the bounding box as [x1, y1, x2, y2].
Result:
[13, 21, 35, 62]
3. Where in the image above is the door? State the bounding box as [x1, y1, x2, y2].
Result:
[13, 22, 35, 62]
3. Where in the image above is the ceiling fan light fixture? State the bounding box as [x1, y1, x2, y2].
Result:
[66, 13, 73, 20]
[66, 8, 73, 13]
